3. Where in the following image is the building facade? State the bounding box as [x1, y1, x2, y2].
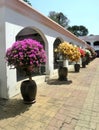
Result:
[0, 0, 92, 99]
[79, 35, 99, 57]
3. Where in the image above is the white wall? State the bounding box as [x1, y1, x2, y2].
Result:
[0, 5, 86, 99]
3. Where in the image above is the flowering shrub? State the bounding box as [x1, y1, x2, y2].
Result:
[87, 48, 96, 58]
[69, 46, 81, 62]
[78, 48, 86, 57]
[56, 41, 81, 62]
[56, 42, 74, 59]
[6, 38, 46, 79]
[85, 49, 91, 56]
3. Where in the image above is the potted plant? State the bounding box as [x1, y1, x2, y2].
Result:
[85, 49, 91, 65]
[69, 46, 81, 72]
[5, 38, 46, 104]
[78, 48, 86, 68]
[56, 41, 75, 80]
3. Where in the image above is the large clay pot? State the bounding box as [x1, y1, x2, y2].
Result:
[82, 57, 86, 68]
[82, 61, 86, 68]
[58, 66, 68, 81]
[20, 80, 37, 104]
[85, 53, 90, 65]
[74, 64, 80, 72]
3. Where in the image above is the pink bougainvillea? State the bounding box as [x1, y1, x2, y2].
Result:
[6, 38, 46, 68]
[6, 39, 47, 79]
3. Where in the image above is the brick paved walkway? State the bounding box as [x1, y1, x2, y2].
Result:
[0, 58, 99, 130]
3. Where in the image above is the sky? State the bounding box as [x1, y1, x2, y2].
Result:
[29, 0, 99, 35]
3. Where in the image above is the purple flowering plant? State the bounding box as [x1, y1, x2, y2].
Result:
[6, 38, 47, 80]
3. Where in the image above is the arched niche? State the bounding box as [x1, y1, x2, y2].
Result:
[95, 50, 99, 57]
[93, 41, 99, 46]
[53, 37, 64, 69]
[16, 26, 48, 81]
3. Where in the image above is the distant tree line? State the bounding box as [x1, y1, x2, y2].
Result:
[48, 11, 88, 36]
[23, 0, 32, 6]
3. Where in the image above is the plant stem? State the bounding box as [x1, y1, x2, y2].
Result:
[29, 76, 32, 81]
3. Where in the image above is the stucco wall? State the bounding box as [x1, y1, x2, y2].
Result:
[0, 0, 89, 99]
[79, 35, 99, 51]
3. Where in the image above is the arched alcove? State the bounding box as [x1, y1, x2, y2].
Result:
[53, 37, 63, 69]
[93, 41, 99, 46]
[16, 27, 48, 81]
[95, 50, 99, 57]
[93, 42, 99, 56]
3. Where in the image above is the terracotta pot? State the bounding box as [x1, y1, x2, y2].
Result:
[82, 57, 86, 68]
[20, 80, 37, 104]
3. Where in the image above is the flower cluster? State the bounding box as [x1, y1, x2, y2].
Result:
[56, 41, 81, 62]
[56, 42, 73, 59]
[69, 46, 81, 62]
[85, 49, 91, 56]
[78, 48, 86, 57]
[6, 39, 46, 70]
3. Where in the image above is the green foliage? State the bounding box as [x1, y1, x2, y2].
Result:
[48, 11, 89, 36]
[48, 11, 69, 28]
[67, 25, 88, 36]
[23, 0, 32, 6]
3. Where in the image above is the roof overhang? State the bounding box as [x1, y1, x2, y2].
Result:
[0, 0, 86, 46]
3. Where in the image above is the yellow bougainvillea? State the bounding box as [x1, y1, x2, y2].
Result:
[56, 41, 81, 62]
[69, 46, 81, 62]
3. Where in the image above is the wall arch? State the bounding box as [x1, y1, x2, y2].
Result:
[93, 41, 99, 46]
[16, 26, 48, 81]
[53, 37, 64, 69]
[94, 41, 99, 57]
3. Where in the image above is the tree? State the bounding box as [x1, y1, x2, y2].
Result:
[67, 25, 88, 36]
[48, 11, 69, 28]
[23, 0, 32, 6]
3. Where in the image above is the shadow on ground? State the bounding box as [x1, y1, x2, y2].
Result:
[0, 98, 32, 120]
[47, 78, 72, 85]
[68, 70, 79, 73]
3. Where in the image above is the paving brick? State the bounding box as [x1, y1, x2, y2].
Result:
[74, 126, 82, 130]
[96, 123, 99, 130]
[0, 58, 99, 130]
